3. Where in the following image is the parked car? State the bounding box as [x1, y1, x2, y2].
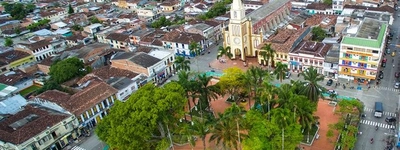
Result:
[395, 82, 400, 89]
[285, 72, 291, 79]
[326, 79, 333, 86]
[386, 49, 391, 54]
[379, 73, 384, 79]
[382, 58, 387, 63]
[392, 51, 396, 57]
[381, 62, 386, 68]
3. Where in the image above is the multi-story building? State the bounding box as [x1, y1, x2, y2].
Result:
[289, 41, 332, 73]
[160, 30, 206, 57]
[33, 78, 118, 134]
[332, 0, 345, 14]
[338, 18, 387, 82]
[147, 49, 176, 78]
[0, 50, 34, 75]
[0, 105, 77, 150]
[14, 40, 54, 61]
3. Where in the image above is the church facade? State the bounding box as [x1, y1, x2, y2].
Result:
[223, 0, 292, 61]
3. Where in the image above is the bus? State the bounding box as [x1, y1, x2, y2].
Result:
[374, 102, 383, 118]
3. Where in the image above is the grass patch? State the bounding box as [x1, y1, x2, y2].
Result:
[19, 85, 41, 96]
[301, 124, 319, 144]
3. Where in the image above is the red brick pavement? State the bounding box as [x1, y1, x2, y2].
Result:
[301, 100, 340, 150]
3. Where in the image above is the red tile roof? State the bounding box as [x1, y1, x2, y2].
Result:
[290, 41, 332, 58]
[35, 79, 118, 115]
[258, 27, 310, 53]
[161, 29, 205, 44]
[0, 105, 69, 145]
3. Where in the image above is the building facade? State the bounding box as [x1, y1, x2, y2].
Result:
[338, 18, 387, 82]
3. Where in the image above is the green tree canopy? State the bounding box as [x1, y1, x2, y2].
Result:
[151, 16, 172, 28]
[48, 57, 86, 84]
[89, 16, 102, 24]
[95, 82, 187, 150]
[68, 4, 74, 14]
[2, 2, 36, 20]
[311, 26, 327, 42]
[4, 38, 13, 47]
[217, 67, 245, 102]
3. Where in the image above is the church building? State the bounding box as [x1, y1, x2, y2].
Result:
[223, 0, 292, 61]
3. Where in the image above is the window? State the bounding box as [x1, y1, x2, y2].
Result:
[372, 50, 379, 54]
[290, 57, 293, 61]
[359, 70, 365, 75]
[284, 55, 287, 59]
[347, 47, 353, 50]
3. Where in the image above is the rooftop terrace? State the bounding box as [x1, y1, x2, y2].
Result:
[341, 18, 387, 48]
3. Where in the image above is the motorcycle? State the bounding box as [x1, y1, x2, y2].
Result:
[370, 138, 374, 144]
[375, 125, 378, 131]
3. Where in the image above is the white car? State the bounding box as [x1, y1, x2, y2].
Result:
[395, 82, 400, 89]
[327, 89, 338, 95]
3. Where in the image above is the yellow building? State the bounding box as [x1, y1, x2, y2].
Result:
[222, 0, 291, 61]
[338, 18, 387, 81]
[0, 50, 34, 75]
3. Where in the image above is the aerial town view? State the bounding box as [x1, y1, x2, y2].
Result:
[0, 0, 399, 149]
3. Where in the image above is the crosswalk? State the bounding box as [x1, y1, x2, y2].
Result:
[375, 86, 400, 92]
[360, 120, 395, 129]
[71, 146, 87, 150]
[364, 107, 397, 117]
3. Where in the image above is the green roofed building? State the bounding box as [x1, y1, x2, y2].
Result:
[0, 83, 18, 97]
[338, 18, 388, 81]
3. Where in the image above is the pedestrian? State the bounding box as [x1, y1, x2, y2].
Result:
[209, 63, 211, 67]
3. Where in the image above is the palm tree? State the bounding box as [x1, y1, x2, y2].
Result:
[273, 62, 288, 83]
[210, 104, 246, 150]
[287, 95, 316, 143]
[174, 56, 191, 71]
[300, 66, 325, 102]
[243, 66, 270, 108]
[259, 82, 276, 116]
[217, 46, 233, 59]
[178, 123, 197, 150]
[195, 74, 220, 115]
[176, 71, 195, 119]
[190, 117, 211, 150]
[189, 41, 202, 71]
[260, 43, 275, 69]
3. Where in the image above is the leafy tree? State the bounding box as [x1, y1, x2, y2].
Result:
[174, 56, 191, 71]
[199, 2, 229, 20]
[323, 0, 332, 5]
[35, 80, 64, 94]
[68, 4, 74, 14]
[217, 46, 232, 59]
[151, 16, 172, 28]
[27, 19, 51, 31]
[48, 57, 87, 84]
[176, 70, 196, 119]
[217, 67, 245, 103]
[311, 26, 327, 42]
[89, 16, 102, 24]
[300, 66, 325, 102]
[71, 25, 83, 31]
[96, 83, 187, 150]
[14, 28, 21, 35]
[242, 109, 302, 150]
[2, 3, 36, 20]
[273, 62, 287, 83]
[260, 43, 275, 68]
[4, 38, 13, 47]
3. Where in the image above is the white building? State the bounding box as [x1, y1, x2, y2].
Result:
[14, 40, 55, 61]
[148, 49, 176, 76]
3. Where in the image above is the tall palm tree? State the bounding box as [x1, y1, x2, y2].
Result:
[259, 82, 276, 115]
[243, 66, 270, 108]
[174, 56, 191, 71]
[287, 95, 316, 143]
[196, 74, 220, 114]
[260, 43, 275, 69]
[189, 41, 202, 71]
[190, 117, 211, 150]
[300, 66, 325, 102]
[176, 71, 195, 119]
[217, 46, 233, 59]
[178, 123, 197, 150]
[210, 104, 246, 150]
[273, 62, 288, 83]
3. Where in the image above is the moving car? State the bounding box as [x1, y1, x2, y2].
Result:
[327, 89, 337, 95]
[374, 102, 383, 118]
[395, 82, 400, 89]
[386, 116, 396, 124]
[326, 79, 333, 86]
[392, 51, 396, 57]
